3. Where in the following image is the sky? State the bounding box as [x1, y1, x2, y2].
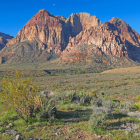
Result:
[0, 0, 140, 37]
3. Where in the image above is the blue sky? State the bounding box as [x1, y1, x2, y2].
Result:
[0, 0, 140, 37]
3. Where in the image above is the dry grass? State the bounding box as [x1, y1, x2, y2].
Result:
[102, 66, 140, 73]
[1, 68, 140, 101]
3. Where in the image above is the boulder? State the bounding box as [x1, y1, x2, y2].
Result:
[12, 134, 21, 140]
[5, 129, 17, 135]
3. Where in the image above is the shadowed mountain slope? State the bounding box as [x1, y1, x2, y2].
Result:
[0, 32, 13, 50]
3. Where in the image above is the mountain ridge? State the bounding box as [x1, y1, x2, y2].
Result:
[0, 9, 140, 69]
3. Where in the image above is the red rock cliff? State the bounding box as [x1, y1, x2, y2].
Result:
[62, 17, 140, 62]
[5, 9, 101, 54]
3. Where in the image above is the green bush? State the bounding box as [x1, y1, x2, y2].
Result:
[132, 102, 140, 111]
[102, 99, 120, 110]
[0, 71, 56, 122]
[55, 90, 93, 105]
[92, 98, 120, 110]
[91, 98, 103, 107]
[120, 101, 134, 111]
[0, 71, 37, 122]
[35, 96, 56, 121]
[89, 112, 107, 130]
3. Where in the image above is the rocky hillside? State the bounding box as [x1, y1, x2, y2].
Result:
[62, 18, 140, 63]
[4, 9, 101, 54]
[0, 32, 13, 50]
[0, 9, 140, 68]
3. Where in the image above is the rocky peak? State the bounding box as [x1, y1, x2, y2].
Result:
[25, 9, 57, 28]
[62, 17, 140, 62]
[5, 9, 65, 54]
[110, 17, 126, 24]
[109, 17, 130, 33]
[3, 10, 140, 65]
[39, 9, 50, 13]
[109, 17, 140, 46]
[4, 10, 101, 55]
[66, 12, 101, 37]
[37, 9, 53, 16]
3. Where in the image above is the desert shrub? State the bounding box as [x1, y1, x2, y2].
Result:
[119, 101, 135, 115]
[135, 95, 140, 102]
[132, 102, 140, 111]
[34, 95, 56, 121]
[102, 99, 120, 110]
[55, 90, 93, 105]
[91, 98, 103, 107]
[89, 98, 118, 131]
[120, 101, 134, 110]
[126, 96, 140, 111]
[93, 106, 113, 116]
[89, 112, 107, 130]
[0, 71, 56, 122]
[78, 91, 93, 105]
[130, 96, 140, 111]
[92, 98, 120, 110]
[0, 71, 37, 122]
[55, 90, 76, 104]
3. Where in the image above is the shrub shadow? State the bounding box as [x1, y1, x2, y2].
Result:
[56, 109, 92, 123]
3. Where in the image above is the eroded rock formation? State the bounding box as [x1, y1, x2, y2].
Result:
[62, 17, 140, 62]
[5, 9, 101, 55]
[1, 9, 140, 67]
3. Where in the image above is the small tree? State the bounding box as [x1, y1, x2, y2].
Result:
[0, 71, 38, 122]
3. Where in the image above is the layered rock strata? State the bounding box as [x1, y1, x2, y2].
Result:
[1, 9, 140, 66]
[5, 9, 101, 54]
[62, 17, 140, 62]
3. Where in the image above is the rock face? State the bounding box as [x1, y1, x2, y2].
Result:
[0, 32, 13, 50]
[5, 9, 66, 54]
[62, 17, 140, 63]
[1, 9, 140, 67]
[65, 13, 101, 37]
[5, 9, 101, 55]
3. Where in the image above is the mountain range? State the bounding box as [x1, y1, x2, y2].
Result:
[0, 9, 140, 69]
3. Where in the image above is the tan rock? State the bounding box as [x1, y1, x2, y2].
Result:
[5, 9, 101, 55]
[66, 12, 101, 37]
[62, 17, 140, 62]
[1, 10, 140, 65]
[5, 9, 67, 54]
